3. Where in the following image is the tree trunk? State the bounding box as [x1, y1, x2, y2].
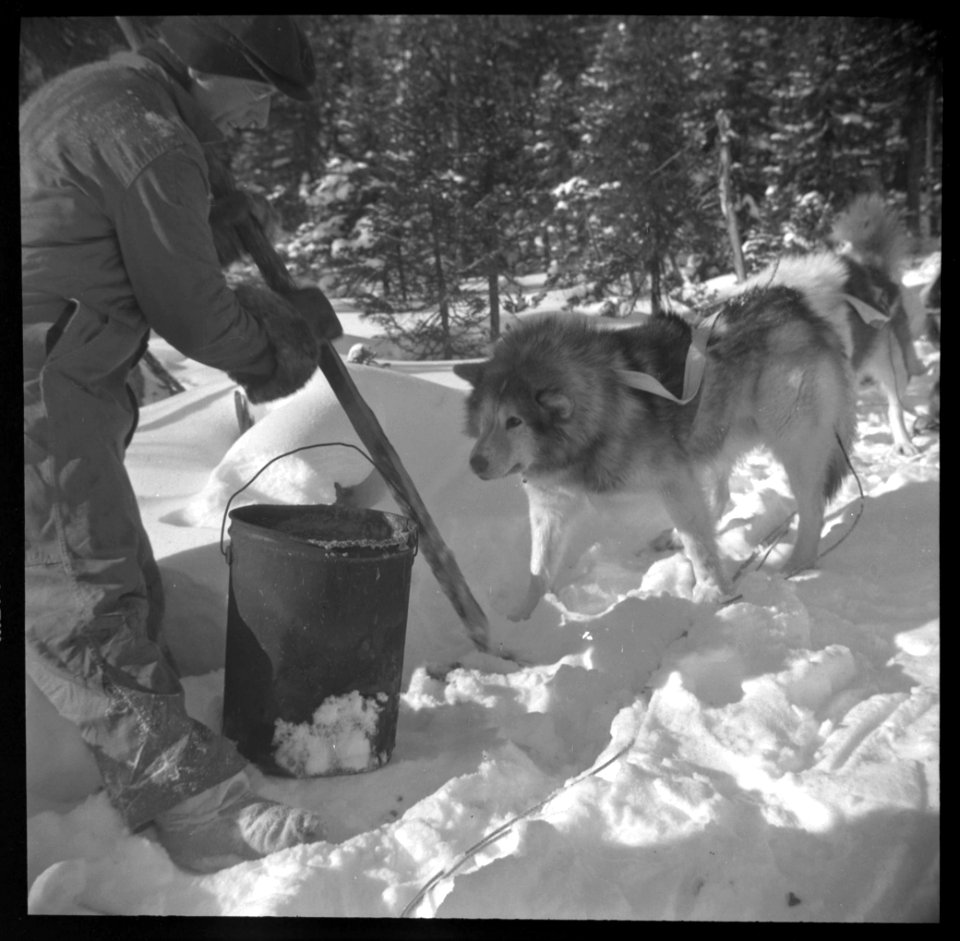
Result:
[487, 268, 500, 341]
[485, 217, 501, 340]
[430, 203, 452, 357]
[648, 252, 662, 317]
[391, 227, 408, 305]
[716, 110, 746, 282]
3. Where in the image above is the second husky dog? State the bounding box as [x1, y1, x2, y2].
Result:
[733, 195, 924, 454]
[454, 293, 857, 620]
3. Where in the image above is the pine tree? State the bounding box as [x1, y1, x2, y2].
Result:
[565, 16, 701, 314]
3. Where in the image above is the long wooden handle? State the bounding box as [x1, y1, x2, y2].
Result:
[317, 342, 490, 649]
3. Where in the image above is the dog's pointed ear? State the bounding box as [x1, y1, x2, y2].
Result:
[536, 389, 573, 420]
[453, 360, 486, 387]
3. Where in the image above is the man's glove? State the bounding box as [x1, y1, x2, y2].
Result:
[284, 285, 343, 341]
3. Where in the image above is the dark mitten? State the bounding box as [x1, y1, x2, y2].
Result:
[227, 283, 318, 403]
[284, 285, 343, 340]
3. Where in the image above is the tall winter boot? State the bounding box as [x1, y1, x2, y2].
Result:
[153, 770, 326, 873]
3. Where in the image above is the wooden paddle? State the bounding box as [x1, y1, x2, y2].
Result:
[116, 17, 490, 651]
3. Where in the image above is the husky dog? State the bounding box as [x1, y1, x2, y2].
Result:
[454, 293, 856, 620]
[733, 195, 924, 455]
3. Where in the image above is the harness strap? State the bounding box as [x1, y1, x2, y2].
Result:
[840, 292, 890, 327]
[614, 307, 723, 405]
[615, 288, 890, 406]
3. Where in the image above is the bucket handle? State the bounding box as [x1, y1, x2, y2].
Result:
[219, 441, 377, 559]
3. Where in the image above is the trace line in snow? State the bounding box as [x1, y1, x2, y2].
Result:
[400, 739, 635, 918]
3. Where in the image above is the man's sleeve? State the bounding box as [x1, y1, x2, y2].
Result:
[115, 148, 274, 379]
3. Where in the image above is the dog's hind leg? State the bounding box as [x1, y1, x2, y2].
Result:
[776, 442, 830, 574]
[914, 366, 940, 434]
[892, 290, 927, 378]
[763, 354, 855, 576]
[870, 330, 919, 455]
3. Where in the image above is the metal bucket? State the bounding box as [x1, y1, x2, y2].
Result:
[221, 503, 417, 777]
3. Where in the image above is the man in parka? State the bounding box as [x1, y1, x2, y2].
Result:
[22, 16, 342, 872]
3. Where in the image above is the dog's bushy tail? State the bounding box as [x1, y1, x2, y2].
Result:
[823, 369, 858, 503]
[832, 194, 908, 278]
[824, 432, 852, 503]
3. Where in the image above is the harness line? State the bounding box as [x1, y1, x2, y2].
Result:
[614, 307, 723, 404]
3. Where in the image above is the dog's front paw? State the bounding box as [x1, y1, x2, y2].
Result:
[894, 438, 920, 457]
[691, 579, 728, 605]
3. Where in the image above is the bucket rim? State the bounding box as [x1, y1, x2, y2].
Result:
[227, 502, 418, 555]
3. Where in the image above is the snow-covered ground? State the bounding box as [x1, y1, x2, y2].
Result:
[26, 283, 939, 920]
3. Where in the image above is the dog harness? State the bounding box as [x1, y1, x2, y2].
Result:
[839, 293, 891, 327]
[615, 289, 890, 405]
[615, 307, 723, 405]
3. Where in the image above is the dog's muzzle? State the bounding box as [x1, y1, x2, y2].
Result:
[469, 452, 490, 476]
[469, 451, 522, 479]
